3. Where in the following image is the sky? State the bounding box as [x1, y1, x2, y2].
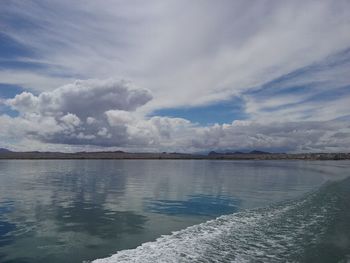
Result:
[0, 0, 350, 153]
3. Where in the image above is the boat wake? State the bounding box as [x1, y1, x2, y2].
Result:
[92, 177, 350, 263]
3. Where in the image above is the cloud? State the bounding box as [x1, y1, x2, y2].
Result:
[0, 70, 76, 92]
[2, 79, 155, 147]
[242, 48, 350, 122]
[0, 77, 196, 150]
[60, 113, 81, 128]
[6, 79, 152, 118]
[191, 120, 350, 153]
[5, 91, 38, 113]
[2, 89, 350, 152]
[1, 1, 350, 152]
[104, 110, 194, 148]
[1, 0, 350, 110]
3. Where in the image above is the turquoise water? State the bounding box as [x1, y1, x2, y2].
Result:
[0, 160, 349, 262]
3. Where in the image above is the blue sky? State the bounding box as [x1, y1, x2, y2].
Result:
[1, 0, 350, 152]
[0, 84, 23, 117]
[151, 97, 247, 125]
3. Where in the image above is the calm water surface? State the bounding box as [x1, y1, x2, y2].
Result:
[0, 160, 349, 262]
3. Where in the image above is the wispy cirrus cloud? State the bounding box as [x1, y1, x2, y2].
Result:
[243, 48, 350, 122]
[2, 0, 350, 106]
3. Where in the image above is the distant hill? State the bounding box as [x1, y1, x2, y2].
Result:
[225, 151, 244, 155]
[0, 148, 11, 153]
[208, 150, 271, 155]
[0, 150, 349, 160]
[249, 150, 271, 154]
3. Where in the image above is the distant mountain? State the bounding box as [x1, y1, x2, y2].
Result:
[0, 150, 349, 160]
[209, 150, 271, 155]
[225, 151, 244, 155]
[249, 150, 271, 154]
[0, 148, 11, 153]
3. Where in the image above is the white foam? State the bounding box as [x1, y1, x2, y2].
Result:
[92, 189, 335, 263]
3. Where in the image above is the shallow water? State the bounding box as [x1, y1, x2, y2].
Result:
[0, 160, 349, 262]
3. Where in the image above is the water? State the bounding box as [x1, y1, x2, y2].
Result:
[0, 160, 349, 262]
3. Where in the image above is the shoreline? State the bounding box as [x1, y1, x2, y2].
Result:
[0, 152, 349, 160]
